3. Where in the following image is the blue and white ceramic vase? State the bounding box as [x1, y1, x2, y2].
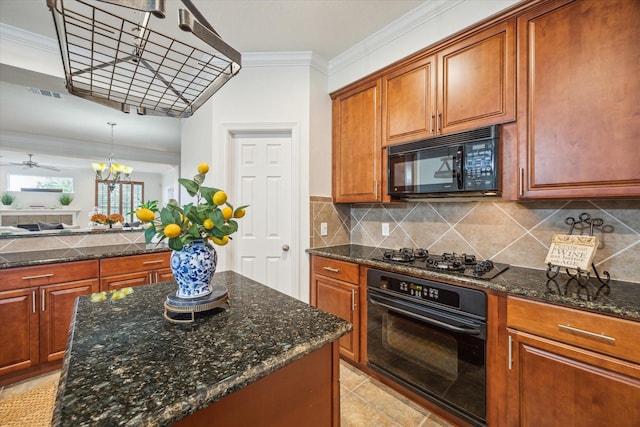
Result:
[170, 241, 217, 298]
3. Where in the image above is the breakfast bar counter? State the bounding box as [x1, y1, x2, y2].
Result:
[52, 271, 351, 426]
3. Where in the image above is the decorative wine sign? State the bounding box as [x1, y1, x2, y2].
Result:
[545, 234, 599, 271]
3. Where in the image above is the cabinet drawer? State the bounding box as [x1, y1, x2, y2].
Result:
[100, 252, 171, 276]
[312, 257, 359, 284]
[507, 296, 640, 364]
[0, 260, 99, 291]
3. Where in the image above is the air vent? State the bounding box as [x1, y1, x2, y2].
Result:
[29, 87, 63, 99]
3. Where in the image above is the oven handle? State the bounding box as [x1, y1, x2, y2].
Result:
[369, 293, 481, 336]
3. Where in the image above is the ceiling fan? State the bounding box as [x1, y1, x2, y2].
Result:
[1, 153, 61, 171]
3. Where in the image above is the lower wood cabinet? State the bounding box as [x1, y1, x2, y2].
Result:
[506, 297, 640, 426]
[310, 256, 361, 362]
[100, 252, 172, 291]
[0, 260, 99, 384]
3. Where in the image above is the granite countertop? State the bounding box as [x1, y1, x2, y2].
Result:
[307, 244, 640, 321]
[0, 243, 170, 269]
[52, 271, 351, 427]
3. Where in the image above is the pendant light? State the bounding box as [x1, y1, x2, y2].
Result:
[91, 122, 133, 192]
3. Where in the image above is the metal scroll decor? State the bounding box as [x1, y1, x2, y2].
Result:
[545, 213, 613, 300]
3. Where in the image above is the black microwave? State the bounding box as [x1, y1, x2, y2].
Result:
[387, 125, 500, 198]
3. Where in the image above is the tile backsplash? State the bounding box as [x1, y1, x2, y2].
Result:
[311, 197, 640, 284]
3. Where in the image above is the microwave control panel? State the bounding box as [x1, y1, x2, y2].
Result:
[464, 140, 497, 191]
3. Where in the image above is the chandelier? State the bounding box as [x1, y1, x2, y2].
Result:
[91, 122, 133, 192]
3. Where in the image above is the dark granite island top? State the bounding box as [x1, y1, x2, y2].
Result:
[52, 271, 351, 427]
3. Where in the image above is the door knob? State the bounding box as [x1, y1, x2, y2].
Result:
[282, 244, 290, 252]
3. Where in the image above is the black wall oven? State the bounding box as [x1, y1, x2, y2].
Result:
[367, 269, 487, 426]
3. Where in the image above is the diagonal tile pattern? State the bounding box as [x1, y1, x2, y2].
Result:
[340, 361, 453, 427]
[310, 198, 640, 284]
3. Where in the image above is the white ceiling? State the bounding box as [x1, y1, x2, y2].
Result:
[0, 0, 424, 173]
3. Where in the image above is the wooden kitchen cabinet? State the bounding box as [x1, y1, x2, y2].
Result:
[100, 251, 172, 291]
[516, 0, 640, 198]
[506, 296, 640, 426]
[0, 288, 39, 378]
[382, 19, 515, 146]
[331, 79, 382, 203]
[310, 256, 360, 362]
[382, 55, 436, 146]
[0, 260, 99, 384]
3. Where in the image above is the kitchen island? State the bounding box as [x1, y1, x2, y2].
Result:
[51, 271, 351, 426]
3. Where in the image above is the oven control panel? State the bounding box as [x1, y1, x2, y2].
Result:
[368, 268, 487, 318]
[383, 277, 460, 309]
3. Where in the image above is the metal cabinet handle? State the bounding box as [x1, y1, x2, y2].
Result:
[22, 273, 54, 280]
[323, 267, 340, 273]
[143, 260, 164, 265]
[41, 289, 45, 312]
[32, 290, 36, 314]
[508, 335, 513, 370]
[430, 114, 435, 134]
[351, 289, 357, 311]
[437, 110, 442, 134]
[558, 324, 616, 345]
[519, 168, 525, 197]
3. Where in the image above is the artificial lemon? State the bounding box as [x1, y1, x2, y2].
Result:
[111, 290, 124, 300]
[212, 235, 229, 246]
[234, 208, 246, 219]
[121, 287, 134, 296]
[222, 206, 233, 221]
[90, 292, 107, 303]
[135, 208, 155, 223]
[164, 223, 182, 238]
[197, 163, 209, 174]
[212, 190, 227, 206]
[203, 218, 214, 229]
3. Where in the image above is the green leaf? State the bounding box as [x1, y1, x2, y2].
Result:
[160, 208, 177, 224]
[178, 178, 199, 197]
[144, 225, 157, 243]
[193, 173, 207, 185]
[168, 237, 183, 251]
[199, 186, 217, 204]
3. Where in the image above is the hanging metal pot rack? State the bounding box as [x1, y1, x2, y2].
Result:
[46, 0, 242, 118]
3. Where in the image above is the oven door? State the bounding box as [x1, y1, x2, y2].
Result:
[367, 287, 486, 426]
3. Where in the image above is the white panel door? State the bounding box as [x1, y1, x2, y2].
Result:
[232, 133, 294, 297]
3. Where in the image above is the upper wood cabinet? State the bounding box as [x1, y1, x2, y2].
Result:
[382, 55, 436, 146]
[382, 20, 515, 146]
[332, 79, 382, 203]
[516, 0, 640, 198]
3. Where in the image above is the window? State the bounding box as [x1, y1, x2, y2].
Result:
[95, 181, 144, 222]
[8, 174, 74, 192]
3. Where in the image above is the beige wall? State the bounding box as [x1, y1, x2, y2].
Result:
[310, 198, 640, 284]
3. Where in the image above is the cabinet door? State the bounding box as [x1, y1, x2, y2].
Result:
[100, 271, 152, 292]
[314, 275, 359, 361]
[0, 288, 39, 376]
[154, 267, 174, 284]
[382, 55, 436, 145]
[507, 330, 640, 427]
[40, 279, 99, 363]
[332, 79, 382, 203]
[437, 19, 515, 134]
[516, 0, 640, 198]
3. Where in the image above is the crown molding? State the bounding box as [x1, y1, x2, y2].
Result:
[327, 0, 465, 76]
[1, 23, 329, 77]
[242, 51, 327, 75]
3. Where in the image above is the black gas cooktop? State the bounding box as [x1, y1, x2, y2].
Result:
[374, 248, 509, 280]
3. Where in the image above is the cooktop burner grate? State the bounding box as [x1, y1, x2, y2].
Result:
[375, 249, 509, 279]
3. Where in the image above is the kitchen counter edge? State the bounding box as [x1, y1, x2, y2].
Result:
[307, 245, 640, 321]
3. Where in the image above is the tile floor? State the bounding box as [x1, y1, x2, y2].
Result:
[340, 361, 453, 427]
[1, 362, 454, 427]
